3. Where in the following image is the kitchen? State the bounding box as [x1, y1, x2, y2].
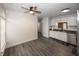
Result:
[49, 13, 77, 54]
[40, 13, 77, 54]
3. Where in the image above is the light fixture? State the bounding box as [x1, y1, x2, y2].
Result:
[29, 11, 34, 14]
[56, 23, 58, 26]
[61, 8, 70, 13]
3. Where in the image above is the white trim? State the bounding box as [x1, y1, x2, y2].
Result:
[6, 38, 37, 48]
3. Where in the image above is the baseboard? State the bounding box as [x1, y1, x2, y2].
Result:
[6, 38, 38, 49]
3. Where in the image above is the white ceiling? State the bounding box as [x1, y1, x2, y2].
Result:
[3, 3, 79, 19]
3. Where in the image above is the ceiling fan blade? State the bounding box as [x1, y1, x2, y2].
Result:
[21, 7, 29, 10]
[34, 11, 41, 13]
[24, 11, 29, 13]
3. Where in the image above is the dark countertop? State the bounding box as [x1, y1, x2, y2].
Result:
[50, 29, 77, 33]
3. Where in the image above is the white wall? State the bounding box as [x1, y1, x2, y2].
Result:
[77, 10, 79, 55]
[0, 4, 1, 56]
[41, 17, 49, 38]
[6, 10, 38, 48]
[0, 4, 6, 56]
[1, 11, 6, 55]
[37, 22, 41, 32]
[39, 20, 42, 34]
[50, 13, 77, 31]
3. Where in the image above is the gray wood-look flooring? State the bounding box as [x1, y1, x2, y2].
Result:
[4, 36, 75, 56]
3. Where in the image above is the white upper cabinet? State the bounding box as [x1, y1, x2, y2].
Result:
[67, 15, 77, 26]
[51, 14, 77, 25]
[51, 13, 77, 30]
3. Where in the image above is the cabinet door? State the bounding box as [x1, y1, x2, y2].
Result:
[50, 31, 67, 42]
[59, 32, 67, 42]
[53, 31, 67, 42]
[67, 33, 76, 45]
[54, 31, 59, 39]
[49, 31, 55, 38]
[67, 16, 77, 26]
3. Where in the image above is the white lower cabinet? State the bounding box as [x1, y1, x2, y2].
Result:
[50, 31, 67, 42]
[50, 31, 76, 45]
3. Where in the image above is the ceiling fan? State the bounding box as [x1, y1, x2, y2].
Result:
[21, 6, 41, 15]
